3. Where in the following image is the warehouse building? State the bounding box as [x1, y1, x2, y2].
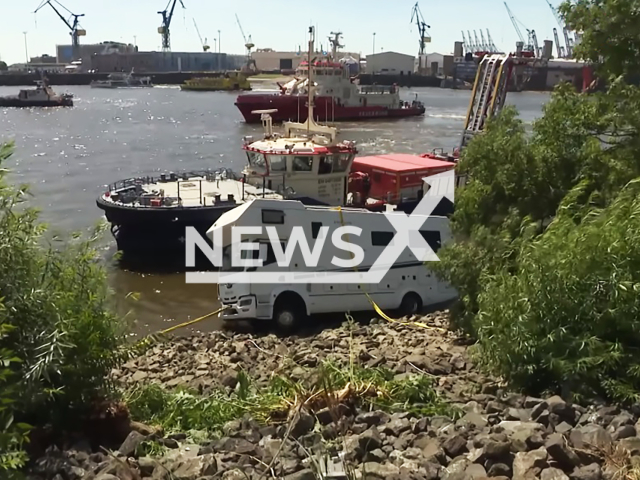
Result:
[90, 51, 245, 73]
[56, 41, 136, 65]
[365, 51, 415, 75]
[251, 48, 361, 71]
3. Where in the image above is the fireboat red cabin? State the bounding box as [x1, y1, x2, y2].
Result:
[349, 153, 456, 207]
[235, 59, 425, 123]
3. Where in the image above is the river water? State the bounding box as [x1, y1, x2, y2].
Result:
[0, 84, 550, 336]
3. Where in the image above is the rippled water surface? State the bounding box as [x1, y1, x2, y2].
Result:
[0, 84, 550, 335]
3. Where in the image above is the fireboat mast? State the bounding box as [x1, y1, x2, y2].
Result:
[307, 26, 315, 136]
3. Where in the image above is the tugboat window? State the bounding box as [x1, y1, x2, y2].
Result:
[332, 154, 352, 172]
[269, 155, 287, 172]
[292, 156, 313, 172]
[318, 156, 333, 174]
[262, 209, 285, 224]
[247, 152, 266, 170]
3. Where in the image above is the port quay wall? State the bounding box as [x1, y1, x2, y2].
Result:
[0, 71, 229, 87]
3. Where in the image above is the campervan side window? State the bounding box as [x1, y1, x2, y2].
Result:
[420, 230, 442, 252]
[332, 154, 352, 172]
[318, 157, 333, 174]
[371, 231, 395, 246]
[247, 151, 266, 170]
[262, 209, 285, 224]
[293, 156, 313, 172]
[269, 155, 287, 172]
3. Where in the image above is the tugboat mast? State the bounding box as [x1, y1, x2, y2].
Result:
[307, 26, 315, 136]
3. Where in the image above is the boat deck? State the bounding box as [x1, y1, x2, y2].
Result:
[102, 174, 282, 209]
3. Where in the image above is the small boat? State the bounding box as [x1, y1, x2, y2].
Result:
[91, 70, 153, 89]
[180, 72, 251, 92]
[0, 79, 73, 108]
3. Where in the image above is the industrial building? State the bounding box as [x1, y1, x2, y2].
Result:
[365, 52, 415, 75]
[56, 41, 136, 65]
[416, 53, 455, 76]
[89, 51, 245, 73]
[251, 49, 361, 71]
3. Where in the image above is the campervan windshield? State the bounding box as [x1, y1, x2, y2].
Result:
[221, 242, 268, 272]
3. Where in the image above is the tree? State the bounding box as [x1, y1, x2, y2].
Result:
[434, 0, 640, 400]
[560, 0, 640, 79]
[0, 61, 7, 72]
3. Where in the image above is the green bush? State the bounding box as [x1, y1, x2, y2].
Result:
[0, 141, 127, 469]
[475, 180, 640, 401]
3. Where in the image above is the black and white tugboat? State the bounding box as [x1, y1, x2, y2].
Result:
[0, 79, 73, 108]
[96, 169, 283, 259]
[97, 27, 358, 262]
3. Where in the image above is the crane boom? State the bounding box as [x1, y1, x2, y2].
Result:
[158, 0, 186, 52]
[34, 1, 85, 60]
[235, 14, 248, 44]
[504, 2, 525, 43]
[410, 2, 431, 73]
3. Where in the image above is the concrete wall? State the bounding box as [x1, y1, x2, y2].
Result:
[365, 52, 415, 75]
[90, 51, 234, 73]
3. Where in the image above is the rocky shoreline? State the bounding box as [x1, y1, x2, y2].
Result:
[26, 311, 640, 480]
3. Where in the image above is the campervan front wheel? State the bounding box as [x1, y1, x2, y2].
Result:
[400, 292, 423, 316]
[272, 293, 307, 333]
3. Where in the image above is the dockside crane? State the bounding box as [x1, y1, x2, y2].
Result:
[486, 29, 499, 53]
[553, 27, 565, 58]
[157, 0, 186, 52]
[235, 14, 256, 72]
[410, 2, 431, 74]
[34, 0, 85, 61]
[192, 18, 209, 51]
[503, 2, 537, 55]
[545, 0, 573, 57]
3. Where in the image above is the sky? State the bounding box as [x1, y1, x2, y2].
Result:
[0, 0, 566, 65]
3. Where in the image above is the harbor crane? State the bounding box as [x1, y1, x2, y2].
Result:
[544, 0, 573, 57]
[486, 29, 500, 53]
[503, 2, 538, 56]
[235, 14, 257, 72]
[34, 0, 85, 61]
[157, 0, 186, 52]
[192, 18, 209, 51]
[410, 2, 431, 74]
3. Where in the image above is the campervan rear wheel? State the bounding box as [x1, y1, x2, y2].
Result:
[272, 293, 307, 333]
[400, 292, 423, 316]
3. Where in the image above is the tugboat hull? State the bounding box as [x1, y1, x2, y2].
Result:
[235, 94, 425, 123]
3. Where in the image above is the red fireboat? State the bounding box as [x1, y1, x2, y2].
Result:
[235, 33, 425, 124]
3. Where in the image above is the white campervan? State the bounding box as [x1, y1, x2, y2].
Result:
[208, 198, 457, 330]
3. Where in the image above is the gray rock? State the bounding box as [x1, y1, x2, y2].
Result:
[138, 457, 158, 476]
[483, 441, 510, 459]
[526, 432, 546, 450]
[291, 411, 316, 438]
[506, 409, 531, 421]
[118, 431, 146, 457]
[420, 461, 442, 480]
[65, 466, 85, 480]
[216, 438, 256, 455]
[443, 435, 468, 458]
[441, 456, 471, 480]
[356, 411, 390, 427]
[555, 422, 574, 434]
[570, 425, 612, 449]
[159, 438, 179, 449]
[362, 462, 401, 478]
[512, 447, 548, 480]
[541, 467, 570, 480]
[487, 463, 511, 477]
[613, 425, 636, 441]
[547, 396, 575, 420]
[95, 475, 121, 480]
[222, 469, 247, 480]
[497, 421, 545, 437]
[465, 463, 487, 479]
[524, 397, 546, 409]
[545, 433, 580, 470]
[459, 412, 488, 429]
[620, 437, 640, 455]
[364, 449, 387, 463]
[531, 403, 548, 421]
[486, 401, 505, 414]
[383, 417, 411, 436]
[570, 463, 602, 480]
[609, 413, 634, 431]
[422, 441, 447, 465]
[283, 469, 316, 480]
[359, 427, 383, 452]
[171, 453, 217, 480]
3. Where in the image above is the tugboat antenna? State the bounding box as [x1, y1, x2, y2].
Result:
[307, 26, 315, 136]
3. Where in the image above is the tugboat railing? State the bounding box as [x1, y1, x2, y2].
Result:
[106, 168, 241, 193]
